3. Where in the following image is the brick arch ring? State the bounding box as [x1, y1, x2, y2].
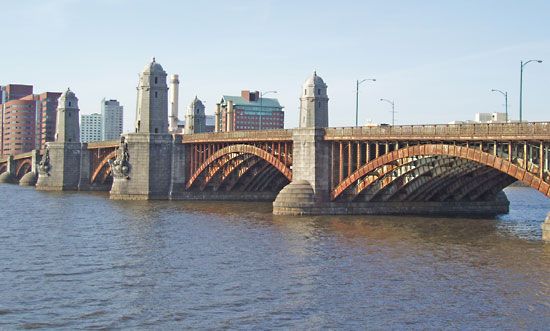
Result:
[90, 150, 117, 184]
[331, 143, 550, 200]
[15, 158, 33, 178]
[186, 144, 292, 189]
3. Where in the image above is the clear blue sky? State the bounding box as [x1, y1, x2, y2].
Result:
[1, 0, 549, 131]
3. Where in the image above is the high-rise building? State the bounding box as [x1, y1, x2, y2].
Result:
[0, 84, 61, 156]
[37, 92, 63, 149]
[101, 98, 123, 140]
[81, 113, 102, 142]
[215, 90, 284, 132]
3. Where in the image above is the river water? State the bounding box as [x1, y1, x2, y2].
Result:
[0, 185, 549, 329]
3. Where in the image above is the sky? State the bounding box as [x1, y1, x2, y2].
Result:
[1, 0, 549, 131]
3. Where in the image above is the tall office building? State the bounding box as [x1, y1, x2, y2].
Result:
[81, 113, 102, 142]
[0, 84, 61, 156]
[101, 98, 123, 140]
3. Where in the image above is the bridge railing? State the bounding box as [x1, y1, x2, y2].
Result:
[86, 140, 119, 149]
[181, 129, 294, 143]
[325, 122, 550, 140]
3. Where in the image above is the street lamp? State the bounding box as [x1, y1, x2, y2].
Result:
[355, 78, 376, 126]
[491, 89, 508, 122]
[519, 59, 543, 122]
[259, 90, 277, 130]
[380, 98, 396, 126]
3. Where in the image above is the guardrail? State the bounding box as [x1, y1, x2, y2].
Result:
[181, 129, 293, 143]
[325, 122, 550, 140]
[86, 140, 119, 149]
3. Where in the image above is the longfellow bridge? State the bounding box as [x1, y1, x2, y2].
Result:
[1, 60, 549, 240]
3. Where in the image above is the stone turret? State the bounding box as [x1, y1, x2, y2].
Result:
[273, 72, 331, 214]
[135, 57, 169, 134]
[36, 88, 85, 191]
[110, 58, 178, 200]
[184, 96, 206, 134]
[299, 71, 329, 128]
[55, 88, 80, 143]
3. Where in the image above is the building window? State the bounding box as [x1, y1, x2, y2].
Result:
[155, 77, 158, 84]
[155, 91, 158, 98]
[317, 88, 320, 95]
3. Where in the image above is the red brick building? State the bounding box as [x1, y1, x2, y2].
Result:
[215, 90, 284, 132]
[1, 84, 61, 156]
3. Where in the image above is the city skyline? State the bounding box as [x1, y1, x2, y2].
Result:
[1, 0, 548, 132]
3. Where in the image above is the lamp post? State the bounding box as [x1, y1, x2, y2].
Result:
[355, 78, 376, 126]
[259, 90, 277, 130]
[491, 89, 508, 122]
[380, 98, 396, 126]
[519, 59, 543, 122]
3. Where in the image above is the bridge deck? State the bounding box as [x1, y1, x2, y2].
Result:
[325, 122, 550, 141]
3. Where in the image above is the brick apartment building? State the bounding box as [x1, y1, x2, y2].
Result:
[215, 90, 284, 132]
[0, 84, 61, 156]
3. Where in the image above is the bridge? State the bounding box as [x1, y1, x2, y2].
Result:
[0, 60, 549, 240]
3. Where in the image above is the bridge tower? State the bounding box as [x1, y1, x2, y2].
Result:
[110, 58, 179, 200]
[184, 96, 206, 134]
[273, 72, 331, 214]
[36, 88, 85, 191]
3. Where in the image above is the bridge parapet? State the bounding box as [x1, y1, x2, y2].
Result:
[180, 129, 293, 143]
[87, 140, 119, 149]
[325, 122, 550, 141]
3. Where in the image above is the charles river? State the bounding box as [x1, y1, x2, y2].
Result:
[0, 184, 548, 330]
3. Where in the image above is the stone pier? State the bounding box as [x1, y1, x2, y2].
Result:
[36, 88, 83, 191]
[110, 58, 175, 200]
[19, 149, 40, 186]
[0, 155, 16, 183]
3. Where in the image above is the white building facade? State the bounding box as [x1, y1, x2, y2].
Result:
[81, 113, 102, 142]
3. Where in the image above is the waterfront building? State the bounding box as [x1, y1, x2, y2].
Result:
[475, 112, 508, 123]
[81, 113, 102, 142]
[451, 112, 510, 125]
[0, 84, 61, 156]
[101, 98, 123, 140]
[184, 96, 206, 134]
[215, 90, 284, 132]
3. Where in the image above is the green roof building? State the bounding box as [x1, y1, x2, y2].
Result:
[215, 90, 284, 132]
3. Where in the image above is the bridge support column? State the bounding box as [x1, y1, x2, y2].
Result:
[109, 133, 173, 200]
[543, 213, 550, 242]
[0, 155, 17, 183]
[36, 142, 82, 191]
[19, 149, 40, 186]
[169, 135, 187, 198]
[273, 128, 331, 215]
[78, 143, 91, 191]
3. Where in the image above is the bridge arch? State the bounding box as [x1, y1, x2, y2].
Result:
[332, 144, 549, 201]
[186, 144, 292, 191]
[90, 150, 116, 185]
[15, 159, 33, 179]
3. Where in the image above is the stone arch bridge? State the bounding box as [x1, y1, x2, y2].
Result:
[1, 122, 549, 231]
